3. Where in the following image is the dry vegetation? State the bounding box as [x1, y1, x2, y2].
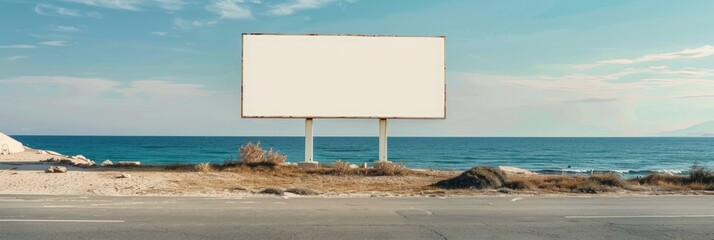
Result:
[434, 165, 714, 194]
[147, 144, 714, 196]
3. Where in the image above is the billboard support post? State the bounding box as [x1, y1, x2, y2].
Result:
[378, 118, 388, 162]
[305, 118, 314, 162]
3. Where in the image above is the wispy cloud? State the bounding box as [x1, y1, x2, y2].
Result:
[5, 56, 29, 61]
[151, 31, 168, 36]
[0, 44, 37, 49]
[173, 18, 218, 31]
[34, 3, 102, 18]
[62, 0, 142, 11]
[39, 41, 71, 47]
[205, 0, 252, 19]
[62, 0, 189, 11]
[565, 98, 618, 103]
[49, 25, 83, 32]
[268, 0, 335, 16]
[577, 45, 714, 69]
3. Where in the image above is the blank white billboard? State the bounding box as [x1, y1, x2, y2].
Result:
[241, 34, 445, 119]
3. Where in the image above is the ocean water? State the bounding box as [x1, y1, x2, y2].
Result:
[11, 136, 714, 177]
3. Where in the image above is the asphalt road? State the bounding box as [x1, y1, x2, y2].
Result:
[0, 194, 712, 240]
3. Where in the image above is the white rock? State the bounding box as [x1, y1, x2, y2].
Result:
[101, 160, 113, 166]
[349, 164, 359, 169]
[73, 155, 88, 160]
[359, 163, 368, 169]
[118, 173, 131, 179]
[38, 150, 48, 155]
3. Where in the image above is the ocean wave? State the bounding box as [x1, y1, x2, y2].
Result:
[535, 169, 687, 175]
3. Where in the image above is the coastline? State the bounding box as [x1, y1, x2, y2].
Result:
[2, 161, 712, 198]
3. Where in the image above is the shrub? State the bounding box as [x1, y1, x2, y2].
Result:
[237, 141, 288, 167]
[689, 164, 713, 184]
[590, 173, 628, 188]
[265, 149, 286, 165]
[506, 179, 534, 190]
[194, 162, 213, 172]
[434, 166, 507, 189]
[240, 141, 267, 164]
[372, 161, 407, 176]
[640, 173, 687, 185]
[330, 160, 352, 175]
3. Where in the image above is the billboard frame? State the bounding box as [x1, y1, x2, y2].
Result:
[240, 33, 447, 119]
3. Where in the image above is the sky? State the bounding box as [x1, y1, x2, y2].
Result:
[1, 0, 714, 136]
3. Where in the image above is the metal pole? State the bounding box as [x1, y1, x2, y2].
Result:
[305, 118, 314, 162]
[379, 118, 387, 162]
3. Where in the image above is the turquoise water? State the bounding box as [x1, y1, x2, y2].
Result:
[11, 136, 714, 176]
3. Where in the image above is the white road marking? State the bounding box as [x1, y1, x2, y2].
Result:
[566, 215, 714, 219]
[0, 219, 124, 223]
[510, 198, 522, 202]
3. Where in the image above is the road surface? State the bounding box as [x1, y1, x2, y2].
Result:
[0, 194, 712, 239]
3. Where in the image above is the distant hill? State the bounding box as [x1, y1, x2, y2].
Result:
[656, 121, 714, 137]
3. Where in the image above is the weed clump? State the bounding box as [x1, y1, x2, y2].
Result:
[194, 162, 213, 172]
[372, 161, 407, 176]
[237, 141, 287, 167]
[329, 160, 352, 175]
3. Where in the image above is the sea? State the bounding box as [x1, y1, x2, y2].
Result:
[11, 136, 714, 177]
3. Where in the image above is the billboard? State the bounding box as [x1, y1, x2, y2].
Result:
[241, 33, 446, 119]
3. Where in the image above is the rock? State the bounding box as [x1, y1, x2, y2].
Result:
[359, 162, 368, 169]
[117, 173, 131, 179]
[101, 160, 113, 166]
[349, 164, 359, 169]
[37, 150, 48, 155]
[73, 155, 88, 160]
[118, 161, 141, 166]
[45, 166, 67, 173]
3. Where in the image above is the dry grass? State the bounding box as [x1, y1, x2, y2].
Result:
[266, 149, 286, 165]
[194, 163, 213, 172]
[328, 160, 351, 175]
[638, 165, 714, 191]
[372, 161, 407, 176]
[235, 141, 288, 167]
[239, 141, 267, 164]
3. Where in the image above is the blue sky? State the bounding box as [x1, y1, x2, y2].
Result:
[1, 0, 714, 136]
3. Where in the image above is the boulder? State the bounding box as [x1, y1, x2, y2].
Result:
[359, 162, 368, 169]
[349, 164, 359, 169]
[101, 160, 113, 166]
[117, 173, 131, 179]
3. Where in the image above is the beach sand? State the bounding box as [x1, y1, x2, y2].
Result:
[0, 162, 461, 197]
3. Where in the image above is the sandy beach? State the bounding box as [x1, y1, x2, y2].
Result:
[2, 160, 712, 198]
